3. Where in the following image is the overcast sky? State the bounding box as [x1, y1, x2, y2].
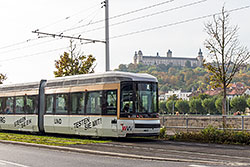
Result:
[0, 0, 249, 84]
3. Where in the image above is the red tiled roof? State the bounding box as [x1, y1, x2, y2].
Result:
[204, 89, 221, 96]
[227, 88, 248, 95]
[188, 83, 248, 97]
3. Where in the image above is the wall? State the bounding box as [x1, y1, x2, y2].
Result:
[160, 115, 250, 131]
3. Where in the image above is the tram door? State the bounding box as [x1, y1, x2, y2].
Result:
[44, 94, 70, 134]
[103, 90, 118, 136]
[53, 94, 70, 133]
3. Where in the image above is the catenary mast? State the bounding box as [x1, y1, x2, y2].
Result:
[105, 0, 110, 71]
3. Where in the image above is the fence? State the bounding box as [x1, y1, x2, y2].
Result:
[160, 115, 250, 132]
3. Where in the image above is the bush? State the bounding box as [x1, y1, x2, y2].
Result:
[170, 126, 250, 145]
[159, 127, 167, 138]
[200, 126, 223, 143]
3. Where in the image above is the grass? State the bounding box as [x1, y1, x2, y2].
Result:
[0, 131, 110, 146]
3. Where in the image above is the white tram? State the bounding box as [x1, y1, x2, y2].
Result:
[0, 71, 160, 137]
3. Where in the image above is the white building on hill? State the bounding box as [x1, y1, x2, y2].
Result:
[133, 49, 203, 67]
[162, 90, 192, 101]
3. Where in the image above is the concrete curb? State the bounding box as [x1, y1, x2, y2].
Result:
[0, 140, 226, 165]
[159, 140, 250, 150]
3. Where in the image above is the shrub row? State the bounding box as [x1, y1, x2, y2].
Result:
[160, 126, 250, 145]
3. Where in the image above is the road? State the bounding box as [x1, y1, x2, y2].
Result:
[1, 140, 250, 167]
[0, 143, 191, 167]
[68, 139, 250, 167]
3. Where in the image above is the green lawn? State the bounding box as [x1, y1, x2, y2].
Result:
[0, 132, 110, 146]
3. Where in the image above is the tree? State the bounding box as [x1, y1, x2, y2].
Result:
[215, 97, 223, 114]
[230, 96, 247, 113]
[166, 100, 176, 114]
[175, 100, 189, 114]
[189, 99, 204, 114]
[166, 94, 179, 101]
[185, 61, 191, 68]
[191, 93, 211, 100]
[247, 98, 250, 108]
[0, 74, 7, 84]
[202, 98, 216, 115]
[157, 64, 168, 72]
[148, 66, 157, 73]
[54, 40, 96, 77]
[117, 64, 128, 72]
[203, 7, 250, 125]
[159, 101, 168, 114]
[168, 67, 177, 75]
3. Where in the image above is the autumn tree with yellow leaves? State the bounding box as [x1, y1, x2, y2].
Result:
[54, 40, 96, 77]
[0, 73, 7, 84]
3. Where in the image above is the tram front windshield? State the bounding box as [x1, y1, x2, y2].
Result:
[120, 81, 158, 118]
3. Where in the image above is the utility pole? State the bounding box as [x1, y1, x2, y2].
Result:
[172, 101, 174, 115]
[105, 0, 110, 71]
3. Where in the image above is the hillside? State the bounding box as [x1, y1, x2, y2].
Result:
[115, 63, 250, 93]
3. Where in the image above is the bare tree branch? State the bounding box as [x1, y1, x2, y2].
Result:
[203, 6, 250, 125]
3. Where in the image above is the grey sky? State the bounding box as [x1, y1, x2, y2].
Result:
[0, 0, 249, 83]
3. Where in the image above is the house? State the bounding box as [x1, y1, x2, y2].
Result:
[162, 90, 192, 101]
[227, 87, 250, 100]
[190, 82, 250, 99]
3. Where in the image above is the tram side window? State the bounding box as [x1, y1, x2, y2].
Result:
[103, 90, 117, 115]
[0, 98, 4, 114]
[55, 94, 69, 115]
[16, 96, 25, 114]
[71, 92, 85, 115]
[5, 97, 14, 114]
[86, 91, 102, 115]
[46, 95, 54, 114]
[26, 96, 38, 114]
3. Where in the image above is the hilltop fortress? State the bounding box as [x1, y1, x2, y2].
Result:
[133, 49, 203, 67]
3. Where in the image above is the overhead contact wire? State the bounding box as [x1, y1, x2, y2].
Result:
[110, 5, 250, 39]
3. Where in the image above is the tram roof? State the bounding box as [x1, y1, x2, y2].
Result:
[0, 81, 40, 92]
[0, 71, 157, 92]
[47, 71, 157, 83]
[45, 71, 157, 87]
